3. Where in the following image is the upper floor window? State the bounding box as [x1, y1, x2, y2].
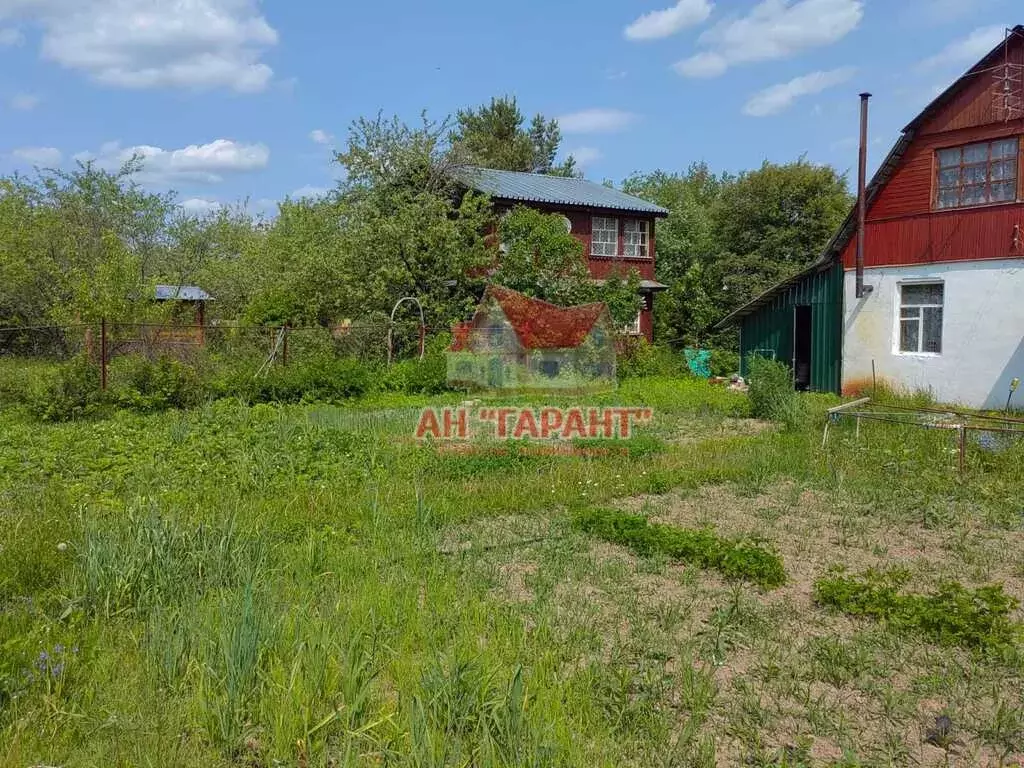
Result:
[591, 216, 618, 257]
[899, 283, 943, 354]
[935, 138, 1018, 209]
[623, 219, 649, 258]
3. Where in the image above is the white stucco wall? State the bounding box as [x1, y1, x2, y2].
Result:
[843, 260, 1024, 409]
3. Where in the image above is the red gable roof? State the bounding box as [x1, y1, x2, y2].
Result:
[454, 285, 609, 351]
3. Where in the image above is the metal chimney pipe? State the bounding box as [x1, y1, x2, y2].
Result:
[856, 92, 872, 299]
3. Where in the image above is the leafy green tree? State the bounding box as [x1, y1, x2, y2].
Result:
[623, 164, 725, 344]
[709, 158, 851, 312]
[492, 206, 641, 327]
[626, 159, 851, 347]
[0, 161, 174, 327]
[451, 96, 577, 175]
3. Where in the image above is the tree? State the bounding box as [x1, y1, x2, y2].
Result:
[709, 158, 851, 311]
[492, 206, 641, 328]
[625, 159, 851, 347]
[0, 161, 176, 327]
[451, 96, 578, 175]
[623, 164, 726, 344]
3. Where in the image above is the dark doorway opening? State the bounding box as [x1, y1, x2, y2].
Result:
[793, 305, 812, 391]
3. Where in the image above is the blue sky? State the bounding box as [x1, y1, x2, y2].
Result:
[0, 0, 1018, 215]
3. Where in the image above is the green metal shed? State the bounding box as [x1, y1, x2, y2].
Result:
[715, 260, 843, 394]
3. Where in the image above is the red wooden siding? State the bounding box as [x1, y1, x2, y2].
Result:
[841, 33, 1024, 270]
[917, 40, 1024, 136]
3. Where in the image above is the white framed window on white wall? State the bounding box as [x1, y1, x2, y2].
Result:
[591, 216, 618, 257]
[623, 219, 649, 258]
[898, 283, 944, 354]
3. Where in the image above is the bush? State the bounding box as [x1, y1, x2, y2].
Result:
[573, 507, 786, 588]
[111, 356, 205, 413]
[243, 356, 371, 404]
[617, 339, 689, 379]
[814, 569, 1023, 651]
[709, 349, 740, 377]
[30, 355, 108, 422]
[380, 353, 449, 395]
[747, 355, 806, 428]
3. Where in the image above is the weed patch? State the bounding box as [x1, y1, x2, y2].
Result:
[572, 507, 786, 588]
[814, 568, 1024, 651]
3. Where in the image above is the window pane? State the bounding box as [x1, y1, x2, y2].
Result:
[992, 138, 1018, 158]
[623, 219, 648, 257]
[962, 184, 986, 205]
[900, 319, 919, 352]
[902, 283, 943, 306]
[991, 158, 1016, 180]
[937, 147, 961, 167]
[963, 164, 987, 184]
[922, 307, 943, 353]
[937, 188, 959, 208]
[938, 167, 960, 187]
[592, 217, 618, 256]
[900, 307, 920, 319]
[963, 143, 989, 163]
[991, 181, 1016, 202]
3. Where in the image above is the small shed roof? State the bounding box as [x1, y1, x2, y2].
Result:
[454, 167, 669, 216]
[155, 284, 213, 301]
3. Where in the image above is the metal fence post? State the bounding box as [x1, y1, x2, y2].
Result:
[100, 317, 108, 391]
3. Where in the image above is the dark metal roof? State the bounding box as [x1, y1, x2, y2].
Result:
[155, 284, 213, 301]
[454, 166, 669, 216]
[714, 26, 1024, 331]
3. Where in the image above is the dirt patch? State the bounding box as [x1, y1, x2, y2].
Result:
[441, 484, 1024, 767]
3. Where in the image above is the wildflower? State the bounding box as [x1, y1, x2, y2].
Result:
[57, 542, 68, 552]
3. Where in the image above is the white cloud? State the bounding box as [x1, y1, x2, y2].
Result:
[0, 25, 22, 45]
[556, 108, 638, 134]
[9, 92, 40, 110]
[180, 197, 222, 215]
[918, 25, 1006, 71]
[290, 185, 331, 199]
[624, 0, 713, 41]
[568, 147, 603, 168]
[674, 0, 863, 79]
[12, 146, 62, 165]
[78, 138, 269, 185]
[309, 129, 333, 146]
[743, 66, 855, 116]
[0, 0, 277, 92]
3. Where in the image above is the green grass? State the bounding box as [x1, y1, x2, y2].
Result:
[2, 375, 1024, 766]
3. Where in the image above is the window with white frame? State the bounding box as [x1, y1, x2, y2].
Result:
[623, 219, 649, 258]
[591, 216, 618, 257]
[899, 283, 943, 354]
[621, 310, 642, 335]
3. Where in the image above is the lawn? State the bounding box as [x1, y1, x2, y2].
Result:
[1, 377, 1023, 767]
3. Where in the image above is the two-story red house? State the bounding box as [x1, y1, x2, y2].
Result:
[456, 167, 669, 342]
[717, 26, 1024, 409]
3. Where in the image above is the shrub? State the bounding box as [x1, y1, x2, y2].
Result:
[573, 507, 786, 588]
[814, 568, 1023, 651]
[30, 355, 108, 422]
[617, 339, 689, 379]
[111, 356, 205, 413]
[380, 353, 449, 395]
[747, 355, 806, 428]
[244, 356, 371, 404]
[709, 349, 740, 378]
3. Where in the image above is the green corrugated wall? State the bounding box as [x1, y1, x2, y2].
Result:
[738, 263, 843, 394]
